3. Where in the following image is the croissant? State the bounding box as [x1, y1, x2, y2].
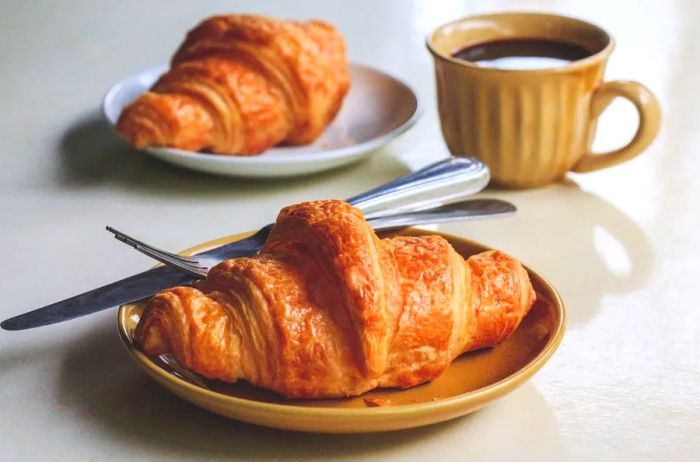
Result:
[116, 15, 350, 155]
[135, 200, 536, 399]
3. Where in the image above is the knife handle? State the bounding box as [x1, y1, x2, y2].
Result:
[346, 156, 490, 216]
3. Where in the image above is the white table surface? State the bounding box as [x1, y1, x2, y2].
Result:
[1, 0, 698, 460]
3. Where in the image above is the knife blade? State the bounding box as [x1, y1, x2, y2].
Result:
[1, 267, 195, 330]
[0, 227, 271, 331]
[1, 156, 490, 331]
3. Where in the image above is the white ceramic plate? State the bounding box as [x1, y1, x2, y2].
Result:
[103, 63, 421, 178]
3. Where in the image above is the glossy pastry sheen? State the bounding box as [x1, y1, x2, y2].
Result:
[135, 200, 536, 398]
[116, 15, 350, 155]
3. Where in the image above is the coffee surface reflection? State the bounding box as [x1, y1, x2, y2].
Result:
[452, 39, 592, 70]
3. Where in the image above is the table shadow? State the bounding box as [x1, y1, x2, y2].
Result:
[55, 324, 556, 460]
[55, 112, 410, 200]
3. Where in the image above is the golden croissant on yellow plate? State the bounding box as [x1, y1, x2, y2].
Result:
[116, 15, 350, 155]
[134, 200, 536, 399]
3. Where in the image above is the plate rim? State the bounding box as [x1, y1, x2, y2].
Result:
[117, 228, 566, 426]
[102, 62, 422, 165]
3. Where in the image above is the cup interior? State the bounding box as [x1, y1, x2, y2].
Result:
[428, 12, 612, 68]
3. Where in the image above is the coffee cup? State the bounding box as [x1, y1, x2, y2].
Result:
[427, 12, 661, 188]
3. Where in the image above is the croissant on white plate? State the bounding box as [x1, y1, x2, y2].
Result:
[135, 200, 536, 399]
[116, 14, 350, 155]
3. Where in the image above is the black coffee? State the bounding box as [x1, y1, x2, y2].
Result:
[452, 38, 593, 70]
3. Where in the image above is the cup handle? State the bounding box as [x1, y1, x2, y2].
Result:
[572, 81, 661, 173]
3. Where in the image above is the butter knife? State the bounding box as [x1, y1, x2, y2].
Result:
[1, 156, 489, 330]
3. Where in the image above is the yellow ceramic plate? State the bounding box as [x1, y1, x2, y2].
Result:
[118, 228, 565, 433]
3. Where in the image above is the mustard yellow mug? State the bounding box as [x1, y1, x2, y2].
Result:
[427, 12, 661, 188]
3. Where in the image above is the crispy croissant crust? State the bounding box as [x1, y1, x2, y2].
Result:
[135, 201, 536, 398]
[116, 15, 350, 155]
